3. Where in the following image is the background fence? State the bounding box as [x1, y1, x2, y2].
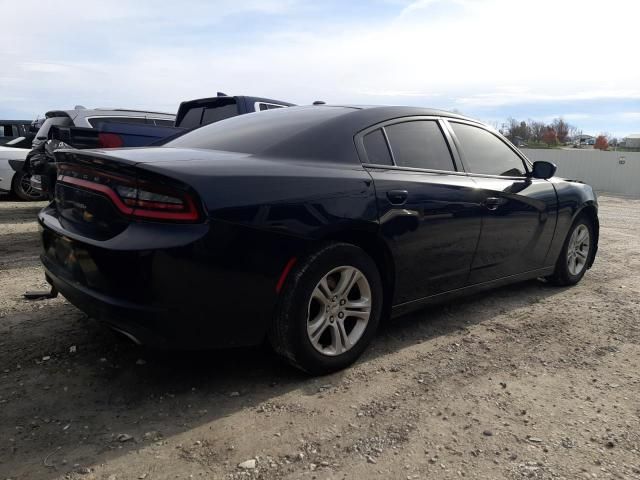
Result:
[521, 149, 640, 196]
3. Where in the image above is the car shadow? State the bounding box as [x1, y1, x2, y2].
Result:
[0, 276, 569, 478]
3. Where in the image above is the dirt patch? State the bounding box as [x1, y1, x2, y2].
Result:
[0, 196, 639, 479]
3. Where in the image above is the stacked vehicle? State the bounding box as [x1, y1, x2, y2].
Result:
[18, 94, 293, 199]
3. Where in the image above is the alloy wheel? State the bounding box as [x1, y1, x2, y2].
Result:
[16, 173, 44, 200]
[567, 224, 590, 276]
[306, 266, 372, 356]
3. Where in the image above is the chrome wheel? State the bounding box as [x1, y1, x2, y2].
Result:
[567, 224, 590, 276]
[306, 266, 372, 356]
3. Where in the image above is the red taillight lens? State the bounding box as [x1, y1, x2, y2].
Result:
[114, 183, 200, 220]
[57, 164, 201, 223]
[98, 133, 124, 148]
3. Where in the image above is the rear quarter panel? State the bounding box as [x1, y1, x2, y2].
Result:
[135, 155, 379, 346]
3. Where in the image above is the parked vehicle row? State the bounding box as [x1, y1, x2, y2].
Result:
[38, 104, 599, 374]
[2, 93, 294, 200]
[0, 120, 33, 147]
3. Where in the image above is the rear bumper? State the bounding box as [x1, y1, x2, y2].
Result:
[43, 256, 173, 348]
[38, 206, 292, 350]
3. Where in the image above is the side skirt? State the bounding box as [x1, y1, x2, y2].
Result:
[390, 266, 555, 318]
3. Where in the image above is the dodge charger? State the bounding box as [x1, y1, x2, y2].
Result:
[38, 105, 599, 374]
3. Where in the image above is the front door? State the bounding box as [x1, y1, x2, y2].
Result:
[446, 121, 558, 284]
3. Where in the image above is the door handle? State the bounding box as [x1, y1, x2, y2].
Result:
[387, 190, 409, 205]
[484, 196, 504, 211]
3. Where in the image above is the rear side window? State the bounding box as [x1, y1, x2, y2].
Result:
[385, 120, 455, 171]
[450, 122, 526, 177]
[363, 129, 393, 165]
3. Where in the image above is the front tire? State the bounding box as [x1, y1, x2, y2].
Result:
[270, 243, 383, 375]
[547, 215, 594, 286]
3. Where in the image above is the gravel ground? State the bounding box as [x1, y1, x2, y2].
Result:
[0, 195, 638, 480]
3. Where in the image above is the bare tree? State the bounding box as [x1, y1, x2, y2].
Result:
[552, 118, 571, 143]
[569, 125, 581, 140]
[529, 120, 546, 143]
[505, 118, 531, 142]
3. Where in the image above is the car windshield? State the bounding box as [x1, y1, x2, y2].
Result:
[165, 106, 352, 155]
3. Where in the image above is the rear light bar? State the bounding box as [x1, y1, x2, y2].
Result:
[57, 164, 201, 222]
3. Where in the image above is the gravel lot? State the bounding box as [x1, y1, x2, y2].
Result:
[0, 195, 638, 480]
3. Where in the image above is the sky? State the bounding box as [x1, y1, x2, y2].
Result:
[1, 0, 639, 138]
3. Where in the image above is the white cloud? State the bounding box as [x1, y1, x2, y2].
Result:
[0, 0, 639, 119]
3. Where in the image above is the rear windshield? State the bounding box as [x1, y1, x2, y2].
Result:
[165, 107, 351, 155]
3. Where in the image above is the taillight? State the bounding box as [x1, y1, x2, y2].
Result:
[98, 133, 124, 148]
[57, 163, 201, 222]
[114, 182, 200, 220]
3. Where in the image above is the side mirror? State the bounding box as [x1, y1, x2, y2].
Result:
[531, 160, 557, 179]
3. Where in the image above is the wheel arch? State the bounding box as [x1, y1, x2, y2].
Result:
[318, 229, 396, 318]
[574, 202, 599, 268]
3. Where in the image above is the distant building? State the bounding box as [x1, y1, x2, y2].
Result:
[624, 134, 640, 149]
[574, 134, 595, 146]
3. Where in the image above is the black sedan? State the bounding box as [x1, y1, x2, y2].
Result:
[38, 105, 599, 374]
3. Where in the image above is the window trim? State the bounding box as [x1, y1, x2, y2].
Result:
[444, 119, 533, 179]
[254, 101, 287, 111]
[354, 116, 462, 175]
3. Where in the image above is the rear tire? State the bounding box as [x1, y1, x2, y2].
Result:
[12, 171, 45, 201]
[270, 243, 383, 375]
[546, 215, 594, 286]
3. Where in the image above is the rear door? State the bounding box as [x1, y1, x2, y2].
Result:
[358, 117, 483, 305]
[445, 120, 558, 284]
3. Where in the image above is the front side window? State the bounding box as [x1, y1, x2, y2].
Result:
[450, 122, 526, 176]
[384, 120, 455, 171]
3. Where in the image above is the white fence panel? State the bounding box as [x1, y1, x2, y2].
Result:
[521, 149, 640, 196]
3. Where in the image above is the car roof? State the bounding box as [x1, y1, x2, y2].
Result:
[258, 105, 482, 162]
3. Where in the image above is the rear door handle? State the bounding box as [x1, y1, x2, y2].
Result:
[484, 196, 504, 210]
[387, 190, 409, 205]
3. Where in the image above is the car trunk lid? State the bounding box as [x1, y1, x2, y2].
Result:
[53, 149, 203, 241]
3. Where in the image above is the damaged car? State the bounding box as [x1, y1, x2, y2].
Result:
[37, 105, 599, 374]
